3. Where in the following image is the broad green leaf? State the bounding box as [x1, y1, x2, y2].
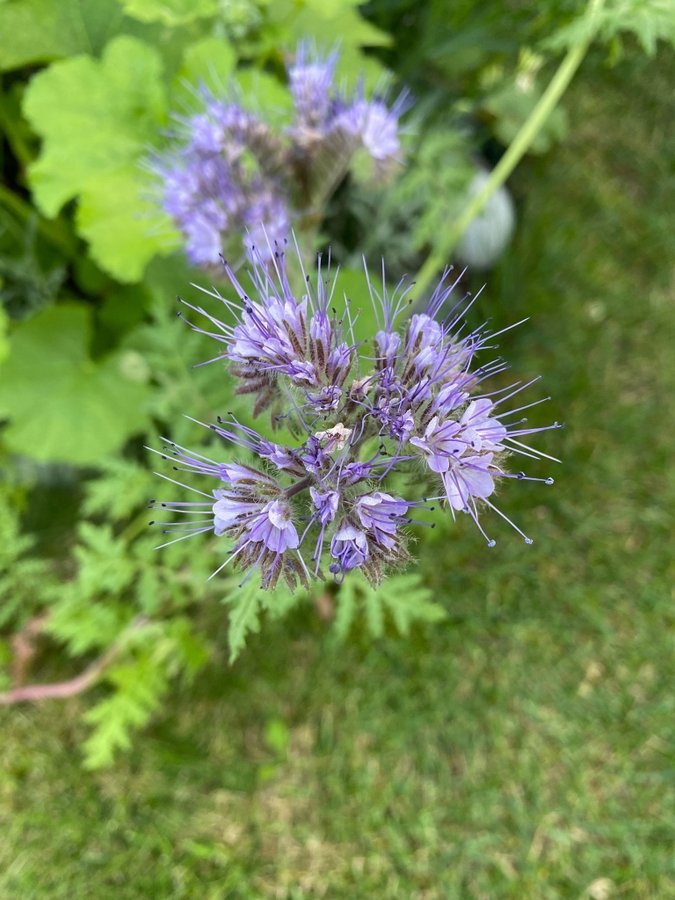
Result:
[179, 35, 236, 91]
[234, 69, 293, 122]
[0, 0, 125, 72]
[0, 304, 151, 464]
[76, 168, 177, 282]
[276, 0, 391, 91]
[333, 266, 384, 346]
[23, 36, 170, 281]
[119, 0, 217, 26]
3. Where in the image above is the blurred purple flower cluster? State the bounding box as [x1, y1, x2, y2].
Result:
[151, 245, 558, 590]
[152, 44, 407, 268]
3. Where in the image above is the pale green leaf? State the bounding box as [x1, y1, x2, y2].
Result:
[178, 35, 236, 91]
[76, 168, 175, 282]
[0, 304, 151, 464]
[23, 36, 169, 280]
[0, 0, 125, 72]
[119, 0, 217, 26]
[265, 0, 390, 92]
[234, 69, 293, 122]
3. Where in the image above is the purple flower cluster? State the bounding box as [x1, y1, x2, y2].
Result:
[152, 43, 407, 268]
[151, 245, 559, 590]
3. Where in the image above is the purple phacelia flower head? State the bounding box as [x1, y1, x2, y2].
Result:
[288, 42, 339, 133]
[151, 244, 559, 589]
[151, 44, 410, 269]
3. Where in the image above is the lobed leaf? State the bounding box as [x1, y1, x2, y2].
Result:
[0, 0, 125, 72]
[118, 0, 218, 26]
[0, 304, 151, 464]
[23, 36, 170, 281]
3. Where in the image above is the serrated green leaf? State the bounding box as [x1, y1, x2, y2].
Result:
[0, 304, 151, 464]
[23, 36, 170, 281]
[74, 522, 137, 598]
[545, 0, 675, 57]
[335, 571, 445, 639]
[363, 583, 386, 638]
[82, 650, 169, 768]
[378, 574, 447, 636]
[0, 490, 53, 626]
[0, 0, 125, 72]
[260, 579, 306, 620]
[47, 586, 127, 655]
[224, 579, 262, 663]
[333, 580, 357, 640]
[119, 0, 218, 26]
[83, 459, 152, 521]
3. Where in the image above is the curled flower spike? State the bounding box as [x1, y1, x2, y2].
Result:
[151, 243, 559, 588]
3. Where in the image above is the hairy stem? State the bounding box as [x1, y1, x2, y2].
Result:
[285, 475, 313, 498]
[412, 0, 605, 301]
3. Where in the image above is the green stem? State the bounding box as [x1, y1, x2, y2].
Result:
[412, 0, 605, 301]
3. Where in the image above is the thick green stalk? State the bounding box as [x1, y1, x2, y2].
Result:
[412, 0, 605, 301]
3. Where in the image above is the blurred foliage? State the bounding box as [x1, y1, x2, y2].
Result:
[0, 0, 673, 768]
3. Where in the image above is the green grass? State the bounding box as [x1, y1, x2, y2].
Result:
[1, 51, 674, 899]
